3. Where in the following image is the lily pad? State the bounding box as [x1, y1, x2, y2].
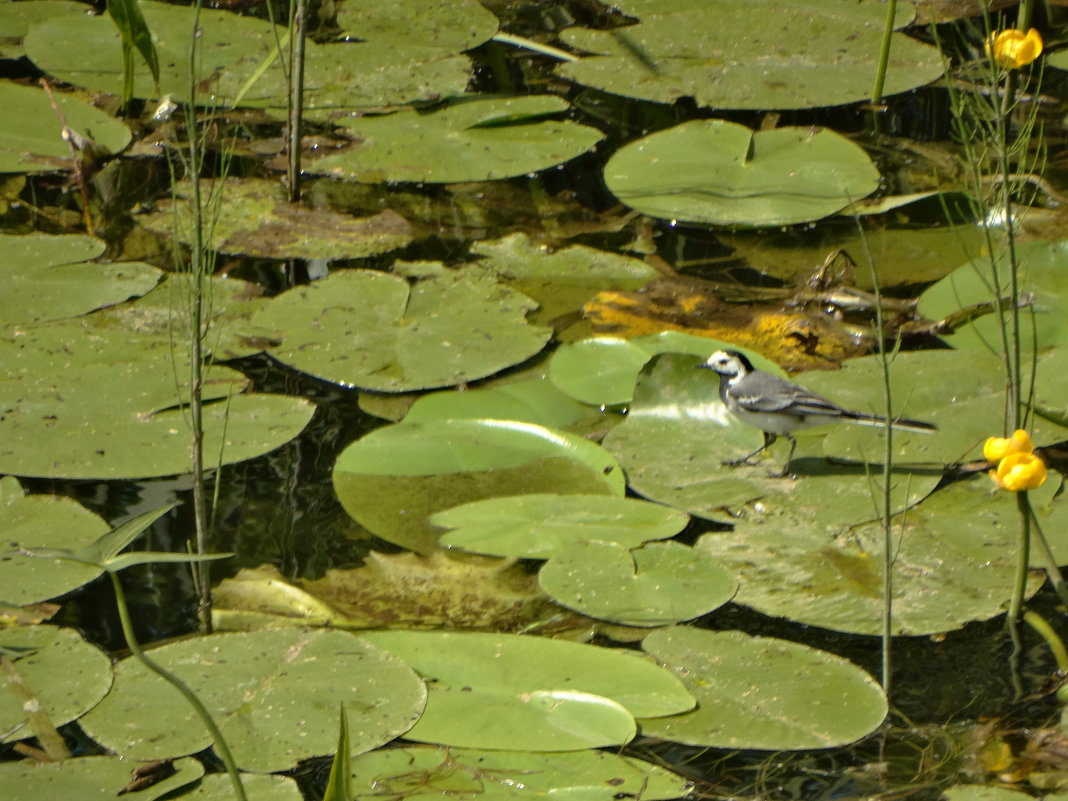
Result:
[917, 240, 1068, 351]
[0, 625, 113, 743]
[139, 179, 413, 260]
[212, 554, 556, 633]
[539, 541, 737, 626]
[0, 1, 90, 60]
[603, 120, 880, 227]
[0, 756, 205, 801]
[694, 476, 1067, 636]
[166, 774, 302, 801]
[79, 629, 426, 772]
[24, 1, 470, 110]
[336, 0, 498, 50]
[361, 630, 695, 751]
[306, 96, 604, 184]
[332, 418, 625, 553]
[433, 494, 688, 559]
[250, 267, 551, 391]
[0, 79, 131, 172]
[0, 232, 160, 324]
[347, 745, 693, 801]
[638, 627, 887, 749]
[557, 0, 942, 110]
[0, 477, 110, 605]
[471, 232, 660, 324]
[403, 377, 594, 431]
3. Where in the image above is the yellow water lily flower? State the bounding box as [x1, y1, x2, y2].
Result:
[986, 28, 1043, 69]
[990, 451, 1047, 491]
[983, 429, 1033, 462]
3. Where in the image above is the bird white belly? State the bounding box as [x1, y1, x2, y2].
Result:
[731, 407, 821, 435]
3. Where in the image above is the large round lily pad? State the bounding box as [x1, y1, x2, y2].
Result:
[333, 418, 625, 553]
[139, 179, 413, 260]
[79, 628, 426, 772]
[604, 120, 881, 227]
[361, 630, 695, 751]
[0, 233, 160, 324]
[0, 756, 205, 801]
[639, 626, 887, 749]
[0, 477, 109, 605]
[557, 0, 942, 110]
[0, 80, 131, 172]
[24, 1, 470, 110]
[433, 493, 688, 559]
[336, 0, 498, 50]
[347, 745, 693, 801]
[306, 96, 604, 184]
[539, 540, 737, 626]
[250, 267, 551, 391]
[0, 625, 113, 744]
[694, 476, 1066, 635]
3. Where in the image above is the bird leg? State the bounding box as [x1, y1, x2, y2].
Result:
[772, 434, 799, 478]
[725, 432, 777, 467]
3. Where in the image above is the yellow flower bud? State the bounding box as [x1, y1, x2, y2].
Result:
[983, 429, 1033, 462]
[986, 28, 1043, 69]
[990, 451, 1047, 492]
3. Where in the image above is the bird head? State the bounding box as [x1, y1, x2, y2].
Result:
[697, 350, 754, 378]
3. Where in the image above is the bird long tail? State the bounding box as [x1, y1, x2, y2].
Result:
[843, 412, 937, 433]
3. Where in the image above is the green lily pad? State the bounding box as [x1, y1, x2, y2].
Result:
[432, 494, 688, 559]
[403, 377, 594, 431]
[79, 629, 426, 772]
[695, 476, 1066, 636]
[0, 80, 131, 172]
[539, 541, 737, 626]
[361, 630, 695, 751]
[1, 625, 113, 743]
[139, 179, 413, 260]
[0, 477, 109, 605]
[548, 332, 778, 407]
[24, 1, 470, 110]
[307, 96, 604, 184]
[167, 774, 302, 801]
[336, 0, 498, 50]
[604, 120, 880, 227]
[250, 267, 551, 392]
[471, 232, 660, 324]
[332, 418, 625, 554]
[557, 0, 942, 110]
[0, 232, 160, 324]
[0, 756, 205, 801]
[0, 1, 89, 60]
[917, 240, 1068, 351]
[638, 627, 887, 749]
[347, 745, 692, 801]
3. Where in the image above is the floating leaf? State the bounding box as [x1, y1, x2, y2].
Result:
[0, 477, 109, 605]
[0, 80, 131, 172]
[333, 419, 625, 553]
[251, 268, 551, 391]
[362, 630, 695, 751]
[307, 96, 604, 184]
[0, 232, 160, 324]
[639, 627, 887, 749]
[695, 477, 1068, 635]
[138, 179, 413, 260]
[404, 377, 594, 431]
[539, 541, 737, 626]
[0, 1, 89, 60]
[0, 625, 113, 743]
[336, 0, 498, 50]
[80, 629, 426, 772]
[557, 0, 942, 110]
[0, 756, 205, 801]
[347, 745, 693, 801]
[604, 120, 880, 227]
[918, 240, 1068, 351]
[24, 1, 469, 110]
[433, 494, 687, 559]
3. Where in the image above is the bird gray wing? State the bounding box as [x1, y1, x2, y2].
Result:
[732, 373, 846, 416]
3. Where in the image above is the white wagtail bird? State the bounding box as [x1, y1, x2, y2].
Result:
[697, 349, 937, 477]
